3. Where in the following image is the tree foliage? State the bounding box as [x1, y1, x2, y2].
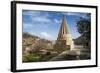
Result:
[77, 18, 90, 34]
[76, 14, 91, 48]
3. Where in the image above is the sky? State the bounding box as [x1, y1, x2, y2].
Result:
[22, 10, 90, 40]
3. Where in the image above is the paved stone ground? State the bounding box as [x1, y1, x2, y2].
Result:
[49, 45, 90, 61]
[49, 51, 69, 61]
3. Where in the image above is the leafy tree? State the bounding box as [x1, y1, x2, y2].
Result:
[76, 14, 91, 49]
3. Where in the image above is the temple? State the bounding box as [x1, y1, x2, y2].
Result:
[54, 16, 74, 52]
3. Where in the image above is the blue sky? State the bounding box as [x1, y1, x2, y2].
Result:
[22, 10, 90, 40]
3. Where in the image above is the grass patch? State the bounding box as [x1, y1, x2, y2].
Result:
[22, 53, 53, 62]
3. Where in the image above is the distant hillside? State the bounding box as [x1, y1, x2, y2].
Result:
[23, 32, 38, 39]
[73, 35, 84, 45]
[22, 32, 53, 55]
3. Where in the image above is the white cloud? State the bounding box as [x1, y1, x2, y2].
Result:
[39, 32, 54, 40]
[54, 19, 60, 24]
[32, 16, 52, 23]
[23, 23, 34, 31]
[23, 10, 61, 26]
[23, 10, 41, 17]
[63, 12, 76, 16]
[63, 12, 87, 18]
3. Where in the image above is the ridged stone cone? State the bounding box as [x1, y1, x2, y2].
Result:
[54, 16, 74, 53]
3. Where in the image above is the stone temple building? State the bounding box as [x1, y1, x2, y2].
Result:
[54, 16, 74, 52]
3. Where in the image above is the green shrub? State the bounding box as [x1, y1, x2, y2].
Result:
[22, 54, 52, 62]
[23, 54, 42, 62]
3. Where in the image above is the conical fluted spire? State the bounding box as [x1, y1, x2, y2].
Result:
[54, 15, 74, 51]
[58, 16, 70, 39]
